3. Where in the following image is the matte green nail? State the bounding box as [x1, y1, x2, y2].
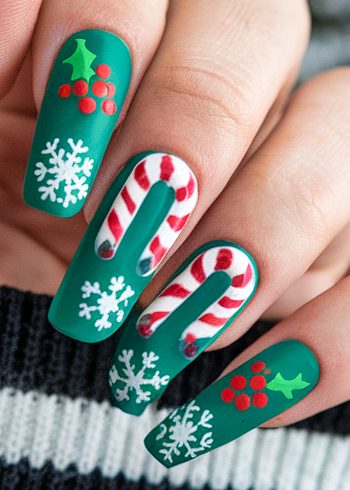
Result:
[144, 340, 319, 467]
[48, 152, 198, 342]
[109, 241, 258, 415]
[24, 29, 131, 217]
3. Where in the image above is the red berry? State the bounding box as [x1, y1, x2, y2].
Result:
[78, 97, 96, 114]
[92, 80, 108, 97]
[102, 99, 116, 115]
[74, 80, 88, 96]
[235, 393, 250, 411]
[250, 375, 266, 391]
[252, 392, 268, 408]
[221, 388, 235, 403]
[230, 375, 247, 391]
[58, 84, 71, 98]
[96, 64, 111, 79]
[251, 361, 266, 373]
[106, 82, 116, 97]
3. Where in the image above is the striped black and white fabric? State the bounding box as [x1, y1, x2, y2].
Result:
[0, 286, 349, 490]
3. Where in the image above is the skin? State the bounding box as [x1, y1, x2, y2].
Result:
[0, 0, 349, 430]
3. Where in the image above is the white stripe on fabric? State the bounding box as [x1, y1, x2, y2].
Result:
[0, 387, 348, 490]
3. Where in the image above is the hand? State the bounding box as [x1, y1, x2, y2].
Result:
[1, 0, 350, 466]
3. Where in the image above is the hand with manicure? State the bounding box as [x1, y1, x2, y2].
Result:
[0, 0, 350, 468]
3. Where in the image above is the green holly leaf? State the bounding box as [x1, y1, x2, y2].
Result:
[63, 39, 96, 82]
[266, 372, 310, 400]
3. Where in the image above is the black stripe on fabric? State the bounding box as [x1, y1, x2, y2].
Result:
[0, 458, 177, 490]
[0, 285, 349, 435]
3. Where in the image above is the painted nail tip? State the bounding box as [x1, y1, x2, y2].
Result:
[23, 192, 81, 218]
[144, 438, 172, 468]
[111, 401, 147, 417]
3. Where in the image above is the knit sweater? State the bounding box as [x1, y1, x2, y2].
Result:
[0, 286, 349, 490]
[1, 1, 350, 489]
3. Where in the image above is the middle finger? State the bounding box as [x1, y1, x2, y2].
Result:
[49, 0, 310, 342]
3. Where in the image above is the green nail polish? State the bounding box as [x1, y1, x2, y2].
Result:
[49, 152, 198, 342]
[109, 241, 258, 415]
[24, 29, 131, 217]
[144, 340, 319, 467]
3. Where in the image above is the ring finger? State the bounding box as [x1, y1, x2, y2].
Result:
[108, 67, 350, 413]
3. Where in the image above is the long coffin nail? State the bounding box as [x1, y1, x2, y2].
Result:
[49, 152, 198, 342]
[24, 30, 131, 217]
[145, 340, 319, 467]
[109, 241, 258, 415]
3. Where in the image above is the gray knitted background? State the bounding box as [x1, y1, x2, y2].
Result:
[301, 0, 350, 80]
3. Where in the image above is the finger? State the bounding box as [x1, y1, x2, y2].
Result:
[106, 67, 350, 413]
[85, 0, 310, 226]
[140, 67, 350, 353]
[0, 0, 42, 98]
[145, 274, 350, 467]
[23, 0, 168, 217]
[48, 0, 310, 341]
[264, 222, 350, 319]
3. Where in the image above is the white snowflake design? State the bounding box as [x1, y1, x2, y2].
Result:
[79, 277, 135, 331]
[34, 138, 94, 208]
[109, 349, 170, 404]
[155, 400, 214, 464]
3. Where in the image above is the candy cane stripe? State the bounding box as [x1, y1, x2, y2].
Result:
[232, 264, 253, 287]
[218, 296, 244, 308]
[215, 248, 233, 271]
[136, 245, 257, 359]
[108, 209, 123, 241]
[199, 313, 228, 326]
[134, 160, 150, 190]
[191, 255, 206, 283]
[94, 153, 198, 275]
[167, 214, 190, 232]
[121, 187, 136, 214]
[160, 155, 174, 181]
[160, 284, 191, 298]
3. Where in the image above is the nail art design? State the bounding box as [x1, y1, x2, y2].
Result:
[109, 241, 258, 415]
[79, 276, 135, 331]
[144, 340, 319, 467]
[138, 245, 255, 356]
[49, 152, 197, 343]
[109, 350, 170, 404]
[95, 153, 197, 274]
[155, 400, 214, 464]
[24, 30, 131, 217]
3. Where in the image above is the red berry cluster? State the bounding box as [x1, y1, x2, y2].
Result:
[58, 64, 117, 116]
[221, 361, 270, 411]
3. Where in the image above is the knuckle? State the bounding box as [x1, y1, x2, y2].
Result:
[148, 61, 254, 136]
[264, 160, 331, 243]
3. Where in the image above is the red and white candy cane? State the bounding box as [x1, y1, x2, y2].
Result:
[95, 153, 198, 276]
[137, 245, 258, 358]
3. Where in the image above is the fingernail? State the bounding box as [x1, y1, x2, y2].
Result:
[144, 340, 319, 467]
[24, 30, 131, 217]
[48, 152, 198, 342]
[109, 241, 258, 415]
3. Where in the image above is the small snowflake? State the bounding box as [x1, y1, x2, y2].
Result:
[155, 400, 214, 464]
[79, 277, 134, 331]
[109, 349, 170, 404]
[34, 138, 94, 208]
